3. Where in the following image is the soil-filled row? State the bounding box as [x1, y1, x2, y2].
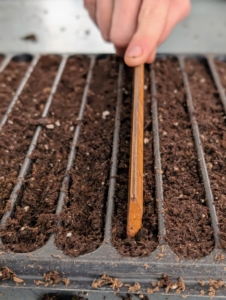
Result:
[0, 58, 29, 119]
[55, 56, 119, 257]
[155, 57, 214, 259]
[112, 65, 158, 257]
[1, 56, 89, 252]
[186, 58, 226, 250]
[0, 56, 61, 221]
[1, 55, 225, 259]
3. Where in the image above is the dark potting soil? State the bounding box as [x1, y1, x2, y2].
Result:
[155, 58, 214, 259]
[55, 56, 119, 257]
[0, 56, 61, 221]
[185, 58, 226, 250]
[0, 59, 29, 119]
[112, 65, 158, 257]
[1, 56, 89, 252]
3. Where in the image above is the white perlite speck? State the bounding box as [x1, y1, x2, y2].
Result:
[24, 206, 30, 212]
[46, 124, 54, 129]
[102, 110, 110, 119]
[66, 232, 72, 237]
[55, 120, 60, 127]
[144, 138, 149, 144]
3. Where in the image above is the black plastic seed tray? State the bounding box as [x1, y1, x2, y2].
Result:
[1, 53, 226, 300]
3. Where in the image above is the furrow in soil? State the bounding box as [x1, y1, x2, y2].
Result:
[156, 57, 214, 259]
[55, 56, 119, 257]
[1, 56, 89, 252]
[0, 56, 61, 221]
[186, 58, 226, 250]
[0, 59, 29, 119]
[112, 65, 158, 257]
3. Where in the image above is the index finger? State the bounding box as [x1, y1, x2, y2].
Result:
[124, 0, 171, 66]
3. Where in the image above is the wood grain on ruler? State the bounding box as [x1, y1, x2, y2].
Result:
[127, 64, 144, 238]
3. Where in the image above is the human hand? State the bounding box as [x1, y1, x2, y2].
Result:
[84, 0, 191, 66]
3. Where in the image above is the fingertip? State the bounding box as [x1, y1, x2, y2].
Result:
[124, 49, 156, 67]
[124, 56, 145, 67]
[124, 46, 147, 67]
[124, 34, 157, 66]
[146, 49, 156, 64]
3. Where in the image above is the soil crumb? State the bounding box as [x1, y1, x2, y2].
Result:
[0, 266, 23, 283]
[148, 274, 185, 294]
[92, 273, 123, 290]
[34, 270, 70, 287]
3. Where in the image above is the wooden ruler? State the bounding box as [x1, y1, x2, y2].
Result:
[127, 64, 144, 238]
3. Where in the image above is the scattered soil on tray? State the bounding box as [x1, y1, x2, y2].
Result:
[186, 58, 226, 249]
[0, 266, 23, 283]
[155, 57, 214, 259]
[55, 56, 119, 256]
[34, 270, 70, 287]
[112, 65, 158, 257]
[1, 56, 89, 252]
[0, 56, 61, 221]
[0, 59, 29, 119]
[92, 273, 123, 290]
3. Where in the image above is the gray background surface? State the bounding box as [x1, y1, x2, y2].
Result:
[0, 0, 225, 54]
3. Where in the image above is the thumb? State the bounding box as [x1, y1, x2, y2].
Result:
[124, 0, 171, 67]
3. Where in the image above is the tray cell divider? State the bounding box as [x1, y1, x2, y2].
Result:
[207, 55, 226, 114]
[56, 56, 96, 215]
[150, 67, 166, 245]
[0, 54, 13, 73]
[104, 62, 124, 241]
[0, 55, 68, 235]
[178, 55, 220, 247]
[0, 55, 40, 131]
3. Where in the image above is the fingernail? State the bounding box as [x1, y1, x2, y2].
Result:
[126, 46, 143, 58]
